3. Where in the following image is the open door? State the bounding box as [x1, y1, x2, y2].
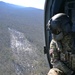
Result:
[44, 0, 75, 68]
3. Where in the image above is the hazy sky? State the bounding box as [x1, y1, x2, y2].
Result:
[0, 0, 45, 9]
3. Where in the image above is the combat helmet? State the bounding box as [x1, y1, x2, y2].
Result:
[48, 13, 72, 35]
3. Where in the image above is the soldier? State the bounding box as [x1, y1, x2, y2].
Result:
[47, 13, 75, 75]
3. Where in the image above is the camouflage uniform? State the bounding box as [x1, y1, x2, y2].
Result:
[47, 13, 75, 75]
[49, 34, 75, 75]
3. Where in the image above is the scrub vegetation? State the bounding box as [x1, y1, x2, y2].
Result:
[0, 1, 49, 75]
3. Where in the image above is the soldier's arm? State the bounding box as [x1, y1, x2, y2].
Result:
[49, 40, 74, 75]
[50, 39, 60, 64]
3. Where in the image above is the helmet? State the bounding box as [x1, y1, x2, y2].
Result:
[48, 13, 72, 35]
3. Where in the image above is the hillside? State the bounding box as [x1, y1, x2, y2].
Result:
[0, 1, 49, 75]
[0, 1, 44, 45]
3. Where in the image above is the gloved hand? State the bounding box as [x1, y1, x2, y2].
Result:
[47, 68, 64, 75]
[47, 61, 74, 75]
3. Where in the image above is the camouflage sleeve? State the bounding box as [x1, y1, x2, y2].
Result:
[50, 40, 62, 52]
[50, 40, 60, 64]
[49, 40, 73, 75]
[50, 39, 56, 49]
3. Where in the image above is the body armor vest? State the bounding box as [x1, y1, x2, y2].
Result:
[60, 34, 75, 71]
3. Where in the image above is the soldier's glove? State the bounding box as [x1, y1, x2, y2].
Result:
[47, 68, 64, 75]
[53, 61, 74, 75]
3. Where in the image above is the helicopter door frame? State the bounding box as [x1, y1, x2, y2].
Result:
[44, 0, 53, 68]
[44, 0, 66, 68]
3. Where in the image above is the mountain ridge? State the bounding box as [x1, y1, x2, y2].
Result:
[0, 1, 44, 10]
